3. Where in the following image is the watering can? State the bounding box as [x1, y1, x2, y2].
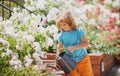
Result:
[56, 52, 76, 74]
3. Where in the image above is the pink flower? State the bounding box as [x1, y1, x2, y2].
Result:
[100, 26, 106, 31]
[117, 6, 120, 12]
[108, 17, 116, 24]
[42, 20, 47, 26]
[110, 8, 114, 13]
[108, 19, 112, 24]
[112, 17, 116, 22]
[107, 25, 115, 31]
[106, 35, 113, 42]
[76, 0, 86, 5]
[96, 6, 101, 15]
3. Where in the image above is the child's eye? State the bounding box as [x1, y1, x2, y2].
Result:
[63, 24, 68, 26]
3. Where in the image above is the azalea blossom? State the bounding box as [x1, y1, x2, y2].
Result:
[0, 38, 10, 48]
[23, 35, 35, 44]
[4, 26, 16, 38]
[39, 51, 47, 59]
[88, 18, 96, 25]
[32, 42, 41, 52]
[46, 37, 54, 47]
[0, 16, 3, 21]
[9, 55, 23, 70]
[33, 52, 43, 65]
[112, 0, 120, 8]
[47, 8, 60, 22]
[6, 49, 14, 56]
[1, 52, 6, 58]
[106, 34, 113, 42]
[53, 33, 59, 41]
[36, 0, 47, 10]
[24, 55, 33, 68]
[104, 0, 112, 5]
[33, 65, 39, 71]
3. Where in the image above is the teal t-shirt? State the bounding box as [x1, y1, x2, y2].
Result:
[58, 28, 87, 62]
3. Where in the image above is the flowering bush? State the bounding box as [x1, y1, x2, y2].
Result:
[0, 0, 120, 75]
[75, 3, 120, 55]
[0, 12, 57, 75]
[104, 0, 120, 13]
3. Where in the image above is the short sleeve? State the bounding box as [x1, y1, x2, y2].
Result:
[58, 33, 63, 43]
[78, 28, 85, 38]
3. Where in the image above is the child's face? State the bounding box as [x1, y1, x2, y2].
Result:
[59, 22, 72, 31]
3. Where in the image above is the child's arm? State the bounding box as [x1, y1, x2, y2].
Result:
[55, 42, 63, 70]
[57, 42, 63, 55]
[68, 36, 89, 52]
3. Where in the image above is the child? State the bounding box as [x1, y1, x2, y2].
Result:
[56, 10, 94, 76]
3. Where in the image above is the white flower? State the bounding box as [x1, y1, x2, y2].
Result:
[32, 52, 40, 59]
[36, 0, 47, 10]
[1, 52, 6, 58]
[24, 55, 33, 64]
[39, 51, 47, 58]
[21, 16, 29, 25]
[25, 63, 31, 68]
[14, 65, 18, 70]
[6, 49, 13, 56]
[4, 26, 16, 38]
[14, 60, 21, 65]
[0, 16, 3, 22]
[88, 19, 96, 25]
[32, 42, 41, 52]
[16, 39, 23, 51]
[24, 35, 35, 43]
[24, 55, 33, 68]
[104, 0, 112, 5]
[116, 20, 120, 25]
[37, 27, 46, 33]
[9, 60, 14, 66]
[24, 0, 28, 3]
[32, 52, 43, 65]
[4, 20, 12, 27]
[33, 65, 39, 71]
[13, 64, 22, 70]
[12, 7, 20, 13]
[37, 58, 43, 65]
[11, 56, 18, 61]
[46, 37, 54, 46]
[30, 20, 39, 27]
[27, 59, 33, 64]
[18, 64, 23, 70]
[93, 0, 99, 3]
[47, 25, 58, 35]
[53, 34, 59, 41]
[9, 56, 22, 70]
[0, 38, 10, 48]
[16, 31, 27, 38]
[47, 8, 60, 22]
[11, 53, 19, 60]
[24, 55, 30, 60]
[15, 45, 22, 51]
[25, 6, 35, 11]
[112, 0, 120, 8]
[110, 13, 119, 21]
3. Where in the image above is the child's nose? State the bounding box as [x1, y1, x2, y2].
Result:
[60, 25, 64, 28]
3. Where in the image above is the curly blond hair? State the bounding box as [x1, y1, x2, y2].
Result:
[56, 10, 76, 31]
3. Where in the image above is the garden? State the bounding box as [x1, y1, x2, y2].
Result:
[0, 0, 120, 76]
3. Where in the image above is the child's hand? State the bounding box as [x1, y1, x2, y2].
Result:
[68, 46, 75, 53]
